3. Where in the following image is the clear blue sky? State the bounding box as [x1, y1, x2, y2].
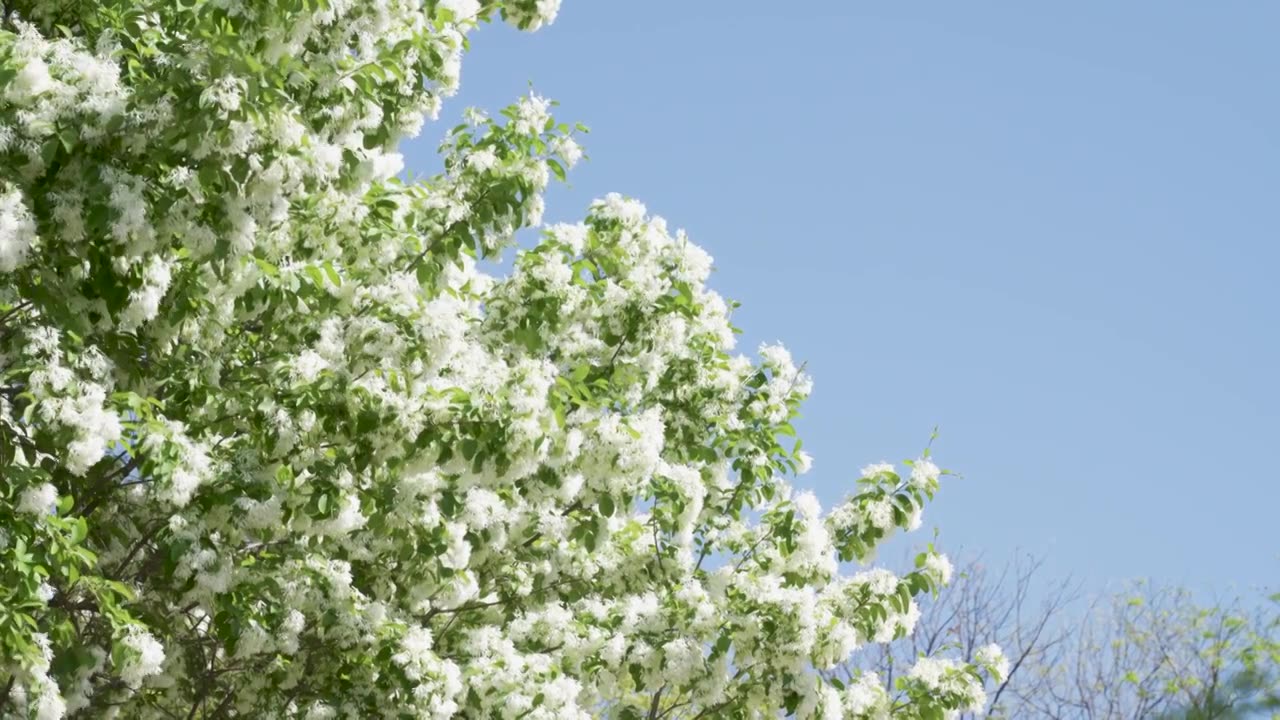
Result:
[404, 2, 1280, 593]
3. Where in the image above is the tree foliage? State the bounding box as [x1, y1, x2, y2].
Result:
[0, 1, 1003, 717]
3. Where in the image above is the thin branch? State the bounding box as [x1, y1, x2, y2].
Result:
[647, 685, 665, 720]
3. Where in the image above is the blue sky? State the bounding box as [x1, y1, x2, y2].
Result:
[405, 2, 1280, 593]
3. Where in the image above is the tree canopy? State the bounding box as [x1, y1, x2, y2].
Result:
[1, 2, 1004, 717]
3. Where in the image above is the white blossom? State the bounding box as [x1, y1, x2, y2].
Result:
[861, 462, 894, 478]
[0, 188, 37, 272]
[925, 552, 954, 585]
[551, 135, 583, 167]
[17, 483, 58, 516]
[119, 628, 166, 688]
[439, 0, 481, 22]
[796, 450, 813, 474]
[910, 457, 941, 488]
[466, 147, 499, 172]
[35, 582, 56, 603]
[976, 642, 1010, 682]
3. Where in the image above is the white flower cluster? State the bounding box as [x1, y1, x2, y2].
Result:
[6, 634, 67, 720]
[975, 642, 1011, 682]
[0, 186, 37, 272]
[22, 328, 122, 476]
[117, 628, 166, 688]
[17, 483, 57, 517]
[0, 1, 1001, 718]
[906, 656, 989, 714]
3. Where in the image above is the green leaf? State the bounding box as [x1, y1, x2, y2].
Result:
[69, 518, 88, 545]
[254, 257, 279, 277]
[58, 127, 77, 152]
[547, 158, 567, 182]
[304, 265, 326, 287]
[40, 139, 60, 166]
[323, 262, 342, 286]
[104, 580, 136, 601]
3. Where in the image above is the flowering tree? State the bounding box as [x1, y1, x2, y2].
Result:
[0, 1, 1004, 717]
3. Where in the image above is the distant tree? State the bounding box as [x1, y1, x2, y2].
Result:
[1041, 584, 1280, 720]
[838, 553, 1279, 720]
